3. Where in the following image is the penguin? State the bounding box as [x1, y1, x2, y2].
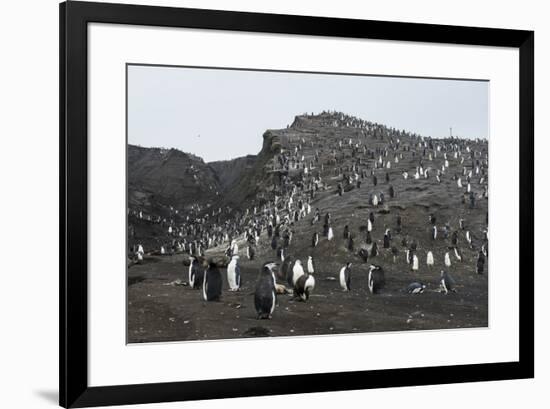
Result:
[367, 265, 385, 294]
[371, 242, 379, 257]
[366, 230, 372, 245]
[477, 251, 485, 274]
[389, 185, 395, 198]
[466, 230, 472, 246]
[307, 256, 315, 274]
[444, 252, 452, 267]
[227, 255, 241, 291]
[327, 227, 334, 241]
[431, 225, 437, 240]
[453, 247, 463, 262]
[312, 232, 319, 247]
[271, 235, 278, 250]
[230, 239, 238, 257]
[202, 261, 222, 301]
[188, 256, 204, 289]
[339, 262, 352, 291]
[439, 270, 456, 294]
[277, 247, 285, 262]
[294, 273, 315, 301]
[358, 248, 369, 263]
[426, 251, 434, 268]
[406, 282, 426, 294]
[383, 229, 391, 249]
[369, 211, 375, 225]
[367, 219, 373, 232]
[254, 262, 277, 319]
[281, 255, 294, 287]
[412, 254, 419, 271]
[292, 260, 305, 286]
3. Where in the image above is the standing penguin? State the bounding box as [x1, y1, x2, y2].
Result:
[358, 248, 369, 263]
[367, 265, 385, 294]
[327, 227, 334, 241]
[477, 251, 485, 274]
[227, 255, 241, 291]
[310, 232, 318, 248]
[277, 247, 285, 262]
[281, 255, 294, 287]
[426, 251, 434, 268]
[411, 254, 419, 271]
[452, 231, 459, 246]
[431, 225, 437, 240]
[292, 260, 305, 286]
[294, 273, 315, 301]
[453, 247, 463, 262]
[444, 252, 452, 267]
[439, 270, 456, 294]
[383, 229, 391, 249]
[203, 261, 222, 301]
[339, 262, 352, 291]
[188, 256, 204, 289]
[371, 242, 379, 257]
[254, 262, 277, 319]
[307, 256, 315, 274]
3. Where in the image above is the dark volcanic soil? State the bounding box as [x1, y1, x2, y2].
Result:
[128, 251, 487, 343]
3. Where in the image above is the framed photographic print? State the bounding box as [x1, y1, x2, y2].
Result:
[60, 1, 534, 407]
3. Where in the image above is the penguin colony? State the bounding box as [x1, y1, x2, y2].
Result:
[128, 111, 489, 330]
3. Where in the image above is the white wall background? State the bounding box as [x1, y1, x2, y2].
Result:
[0, 0, 544, 408]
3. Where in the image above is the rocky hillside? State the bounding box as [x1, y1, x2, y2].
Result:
[127, 144, 221, 215]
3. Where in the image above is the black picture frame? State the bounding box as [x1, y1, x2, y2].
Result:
[60, 1, 534, 407]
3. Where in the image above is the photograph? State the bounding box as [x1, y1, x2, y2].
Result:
[126, 64, 489, 343]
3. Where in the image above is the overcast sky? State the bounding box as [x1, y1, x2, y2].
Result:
[127, 65, 488, 162]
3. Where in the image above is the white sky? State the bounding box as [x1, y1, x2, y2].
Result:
[127, 65, 489, 162]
